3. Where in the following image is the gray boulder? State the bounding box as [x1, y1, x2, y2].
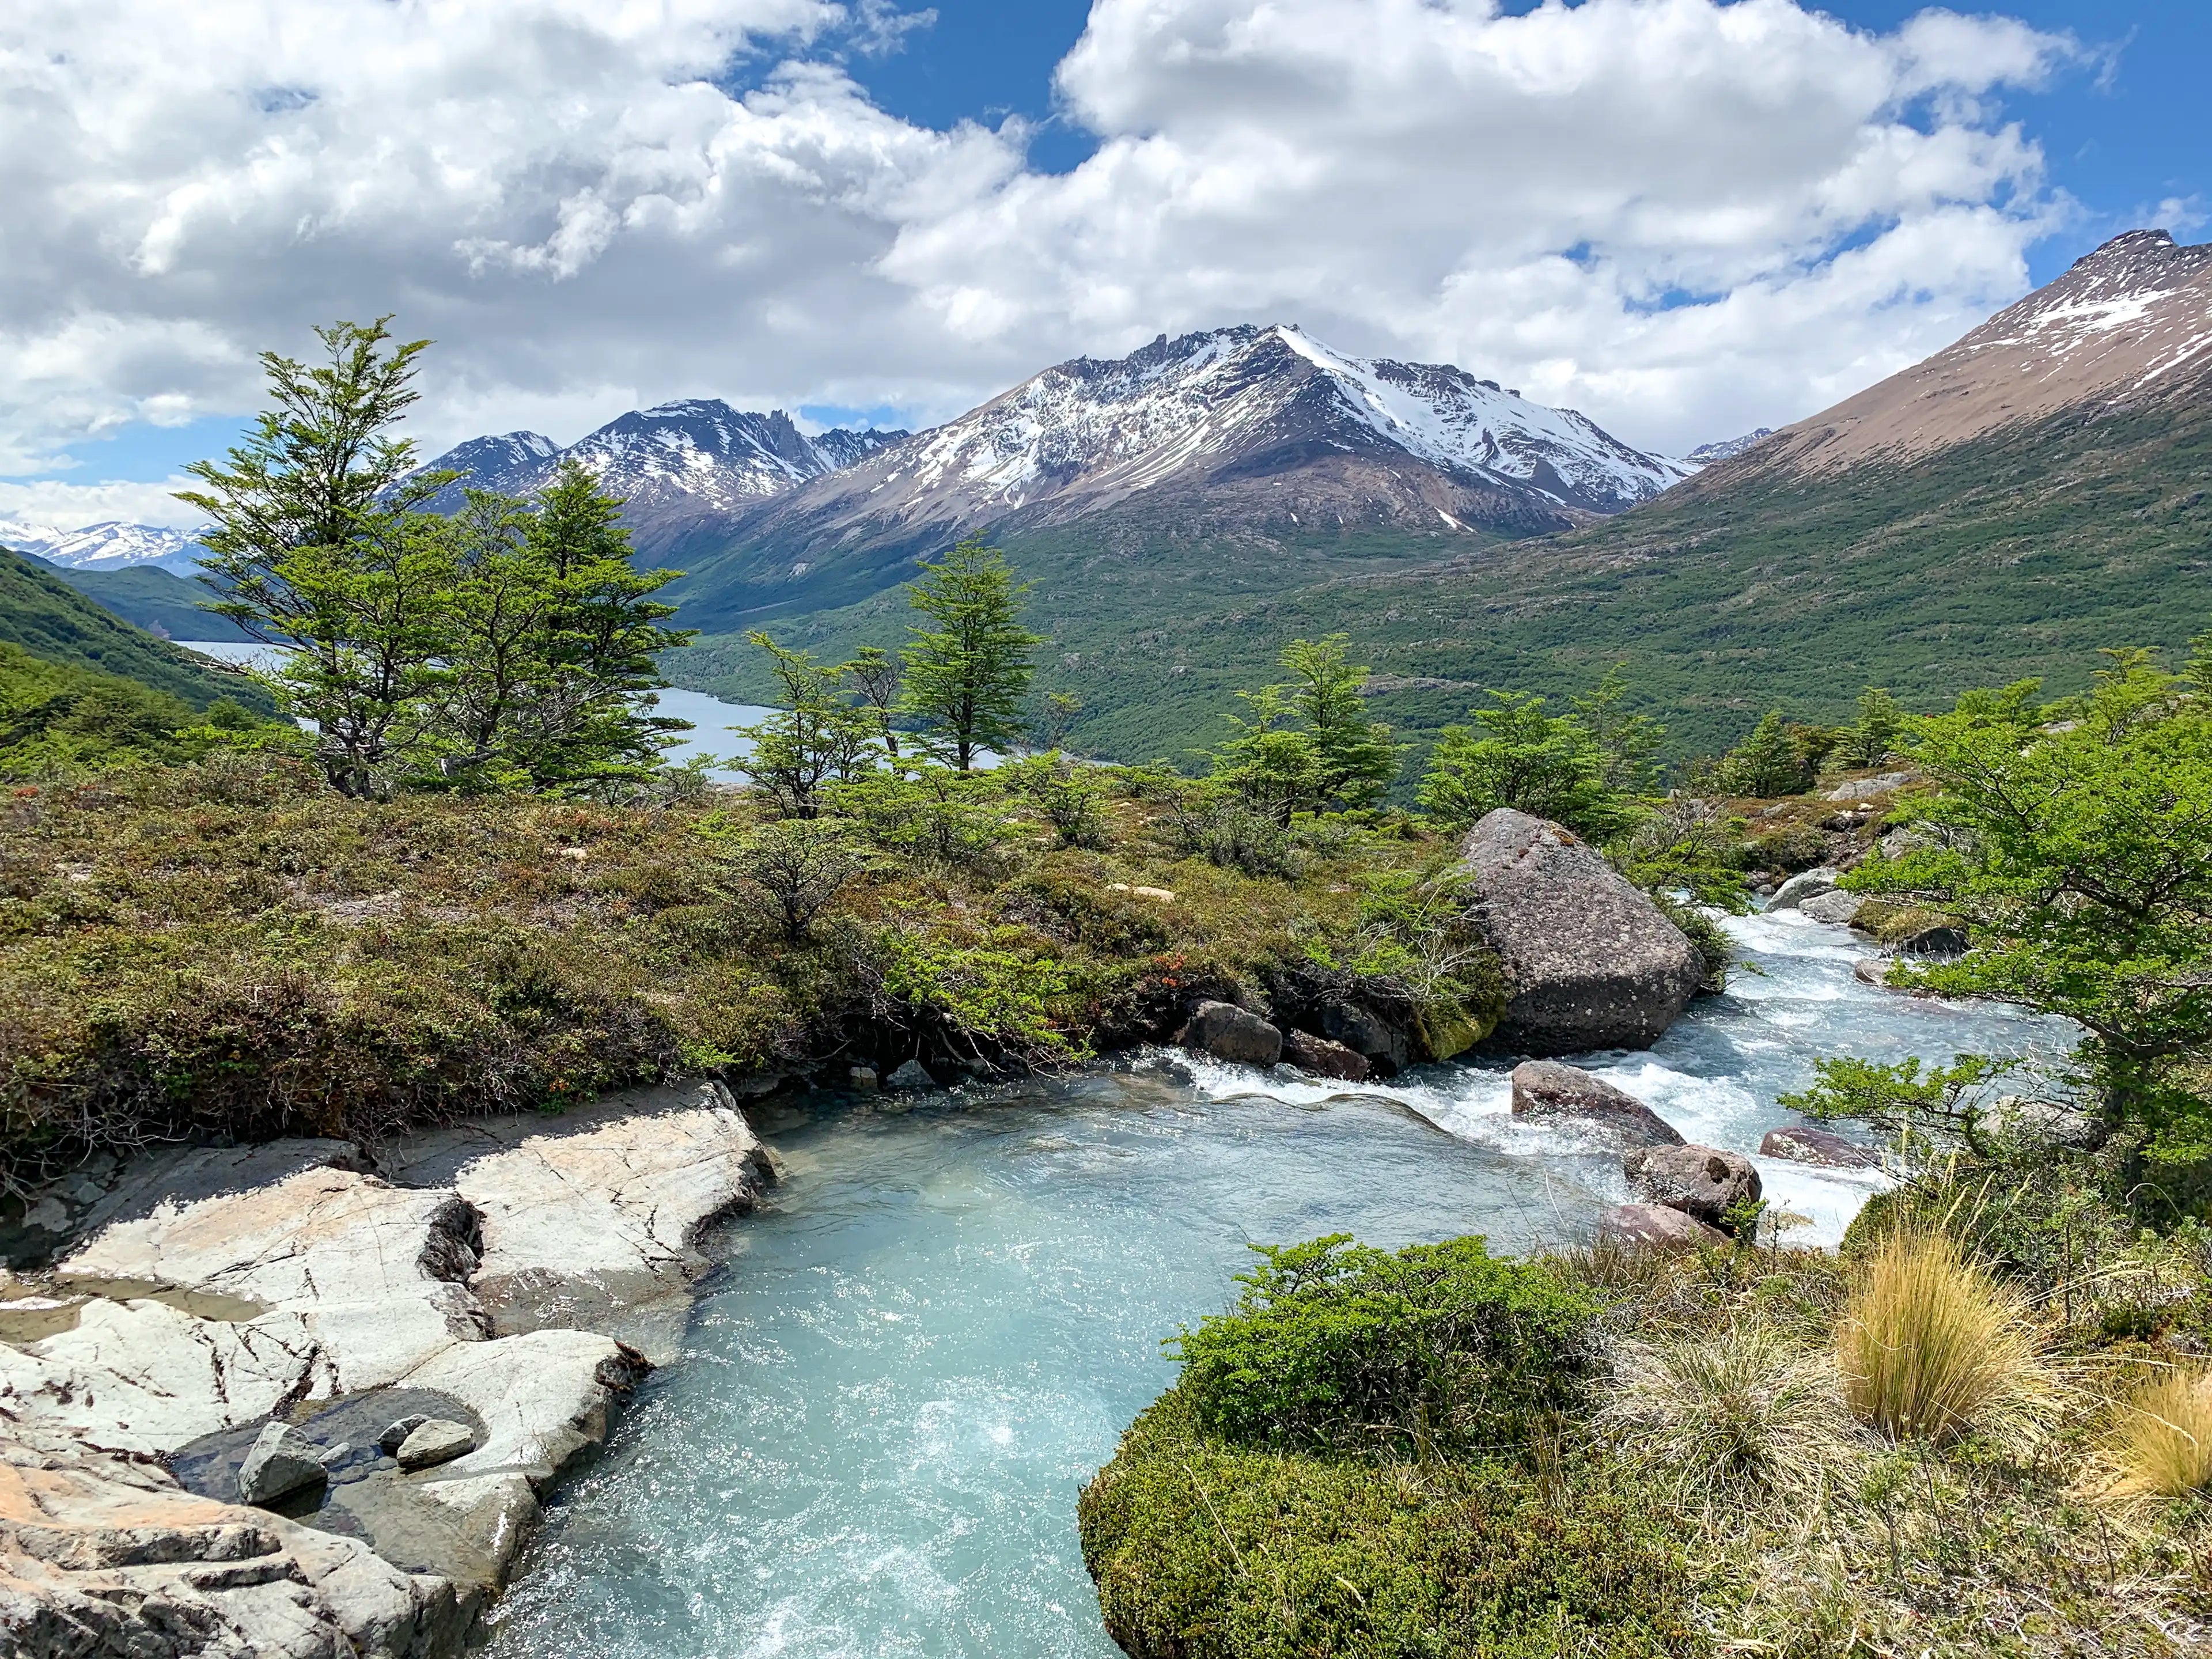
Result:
[1459, 809, 1705, 1054]
[236, 1421, 327, 1506]
[1766, 868, 1840, 911]
[1509, 1061, 1684, 1148]
[1177, 1000, 1284, 1067]
[1896, 922, 1968, 959]
[1760, 1125, 1880, 1169]
[1798, 888, 1866, 926]
[1985, 1095, 2103, 1150]
[885, 1059, 935, 1090]
[1281, 1030, 1369, 1082]
[1853, 957, 1896, 988]
[395, 1418, 478, 1472]
[1316, 999, 1412, 1074]
[1598, 1203, 1727, 1249]
[1827, 772, 1914, 802]
[377, 1414, 429, 1455]
[1624, 1143, 1762, 1231]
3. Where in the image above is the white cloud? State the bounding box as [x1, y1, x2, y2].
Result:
[0, 478, 210, 532]
[0, 0, 2084, 515]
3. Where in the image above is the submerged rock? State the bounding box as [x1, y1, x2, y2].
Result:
[1509, 1061, 1684, 1148]
[1281, 1030, 1369, 1081]
[378, 1415, 429, 1455]
[1760, 1125, 1880, 1169]
[1624, 1143, 1762, 1232]
[1598, 1203, 1728, 1249]
[237, 1421, 328, 1506]
[1177, 1000, 1284, 1067]
[1459, 809, 1705, 1054]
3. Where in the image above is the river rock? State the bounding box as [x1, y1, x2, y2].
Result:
[1598, 1203, 1728, 1249]
[1853, 957, 1896, 987]
[237, 1421, 328, 1506]
[1767, 868, 1840, 911]
[885, 1059, 934, 1089]
[1827, 772, 1914, 802]
[1798, 888, 1866, 926]
[395, 1420, 477, 1472]
[1316, 998, 1413, 1074]
[378, 1415, 429, 1455]
[1509, 1061, 1684, 1148]
[1895, 922, 1968, 958]
[1985, 1094, 2104, 1149]
[1759, 1125, 1880, 1169]
[1177, 1000, 1284, 1067]
[1459, 809, 1705, 1054]
[1623, 1143, 1762, 1231]
[1281, 1030, 1369, 1081]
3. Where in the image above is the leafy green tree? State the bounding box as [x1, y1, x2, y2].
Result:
[737, 632, 872, 817]
[1416, 690, 1637, 838]
[181, 318, 456, 797]
[1710, 710, 1824, 798]
[1280, 635, 1399, 810]
[712, 817, 862, 942]
[433, 491, 550, 789]
[1208, 683, 1324, 826]
[1571, 664, 1666, 796]
[1849, 653, 2212, 1190]
[902, 538, 1043, 770]
[1836, 685, 1907, 769]
[840, 645, 904, 765]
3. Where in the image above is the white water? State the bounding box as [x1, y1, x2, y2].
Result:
[480, 912, 2075, 1659]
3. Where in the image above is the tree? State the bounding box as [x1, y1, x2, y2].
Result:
[1710, 710, 1821, 798]
[181, 317, 454, 797]
[1416, 691, 1637, 839]
[1836, 686, 1907, 769]
[737, 632, 872, 818]
[902, 538, 1043, 770]
[1571, 664, 1665, 797]
[1849, 653, 2212, 1192]
[718, 819, 862, 942]
[433, 491, 551, 789]
[1280, 636, 1399, 810]
[1208, 683, 1324, 826]
[842, 645, 904, 765]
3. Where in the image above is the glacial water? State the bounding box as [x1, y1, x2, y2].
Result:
[480, 910, 2075, 1659]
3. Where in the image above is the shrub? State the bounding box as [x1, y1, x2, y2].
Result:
[712, 817, 861, 942]
[2100, 1367, 2212, 1501]
[1080, 1389, 1706, 1659]
[1600, 1318, 1860, 1519]
[1836, 1231, 2056, 1448]
[1172, 1234, 1601, 1457]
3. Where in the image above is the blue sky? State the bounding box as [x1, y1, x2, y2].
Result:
[9, 0, 2209, 521]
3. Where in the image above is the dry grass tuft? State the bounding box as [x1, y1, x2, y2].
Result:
[1836, 1230, 2058, 1448]
[1600, 1318, 1861, 1520]
[2102, 1367, 2212, 1501]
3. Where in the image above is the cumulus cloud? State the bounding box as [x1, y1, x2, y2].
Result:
[0, 0, 2082, 501]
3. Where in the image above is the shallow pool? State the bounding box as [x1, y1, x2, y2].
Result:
[480, 912, 2075, 1659]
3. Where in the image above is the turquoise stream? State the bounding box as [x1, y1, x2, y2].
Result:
[481, 912, 2074, 1659]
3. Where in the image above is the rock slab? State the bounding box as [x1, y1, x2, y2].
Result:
[1509, 1062, 1684, 1148]
[1767, 867, 1840, 911]
[1760, 1126, 1880, 1169]
[1624, 1143, 1762, 1232]
[236, 1422, 328, 1507]
[1459, 809, 1705, 1054]
[1798, 889, 1866, 926]
[395, 1421, 476, 1472]
[1177, 1000, 1283, 1067]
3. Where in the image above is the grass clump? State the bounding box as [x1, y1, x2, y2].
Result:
[1836, 1230, 2056, 1448]
[2102, 1368, 2212, 1502]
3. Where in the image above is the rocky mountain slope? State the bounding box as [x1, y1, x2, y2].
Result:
[667, 324, 1686, 631]
[1, 518, 204, 573]
[690, 230, 2211, 766]
[417, 402, 906, 560]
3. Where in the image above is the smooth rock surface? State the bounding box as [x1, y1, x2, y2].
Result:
[1799, 888, 1866, 926]
[1509, 1060, 1685, 1147]
[1459, 809, 1705, 1054]
[237, 1422, 328, 1506]
[1177, 1000, 1284, 1067]
[1598, 1203, 1729, 1249]
[1624, 1143, 1763, 1231]
[1760, 1125, 1881, 1169]
[1827, 772, 1914, 802]
[1767, 867, 1840, 911]
[395, 1421, 476, 1472]
[1281, 1030, 1369, 1082]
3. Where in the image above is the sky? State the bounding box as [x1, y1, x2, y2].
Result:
[1, 0, 2204, 531]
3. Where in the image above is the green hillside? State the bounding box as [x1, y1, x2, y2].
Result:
[38, 558, 251, 642]
[676, 392, 2212, 767]
[0, 547, 271, 713]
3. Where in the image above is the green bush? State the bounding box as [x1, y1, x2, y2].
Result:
[1173, 1234, 1601, 1457]
[1080, 1388, 1706, 1659]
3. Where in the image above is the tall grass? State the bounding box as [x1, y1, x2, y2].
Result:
[1836, 1230, 2055, 1447]
[2103, 1368, 2212, 1501]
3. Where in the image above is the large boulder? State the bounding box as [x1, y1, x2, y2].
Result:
[1798, 889, 1866, 926]
[1624, 1144, 1762, 1232]
[1767, 868, 1840, 911]
[1281, 1031, 1369, 1082]
[1597, 1203, 1727, 1249]
[1459, 810, 1705, 1054]
[236, 1421, 327, 1506]
[1176, 1001, 1284, 1067]
[1760, 1125, 1880, 1169]
[1509, 1062, 1684, 1148]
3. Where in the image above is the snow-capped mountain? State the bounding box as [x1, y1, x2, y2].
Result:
[418, 402, 906, 558]
[1, 518, 205, 573]
[1685, 429, 1775, 466]
[1742, 229, 2212, 477]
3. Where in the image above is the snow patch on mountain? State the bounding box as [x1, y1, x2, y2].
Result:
[1685, 429, 1775, 465]
[2, 518, 205, 571]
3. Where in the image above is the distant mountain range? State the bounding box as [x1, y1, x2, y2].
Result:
[0, 519, 205, 573]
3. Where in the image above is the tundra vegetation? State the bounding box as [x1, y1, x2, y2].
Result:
[2, 321, 2208, 1654]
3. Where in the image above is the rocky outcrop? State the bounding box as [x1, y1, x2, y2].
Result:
[0, 1079, 770, 1656]
[1760, 1126, 1880, 1169]
[1624, 1144, 1762, 1233]
[1827, 772, 1914, 802]
[1598, 1203, 1726, 1249]
[1281, 1031, 1369, 1082]
[1509, 1062, 1684, 1148]
[1798, 889, 1866, 926]
[1176, 1001, 1283, 1067]
[1459, 810, 1705, 1054]
[1767, 868, 1839, 911]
